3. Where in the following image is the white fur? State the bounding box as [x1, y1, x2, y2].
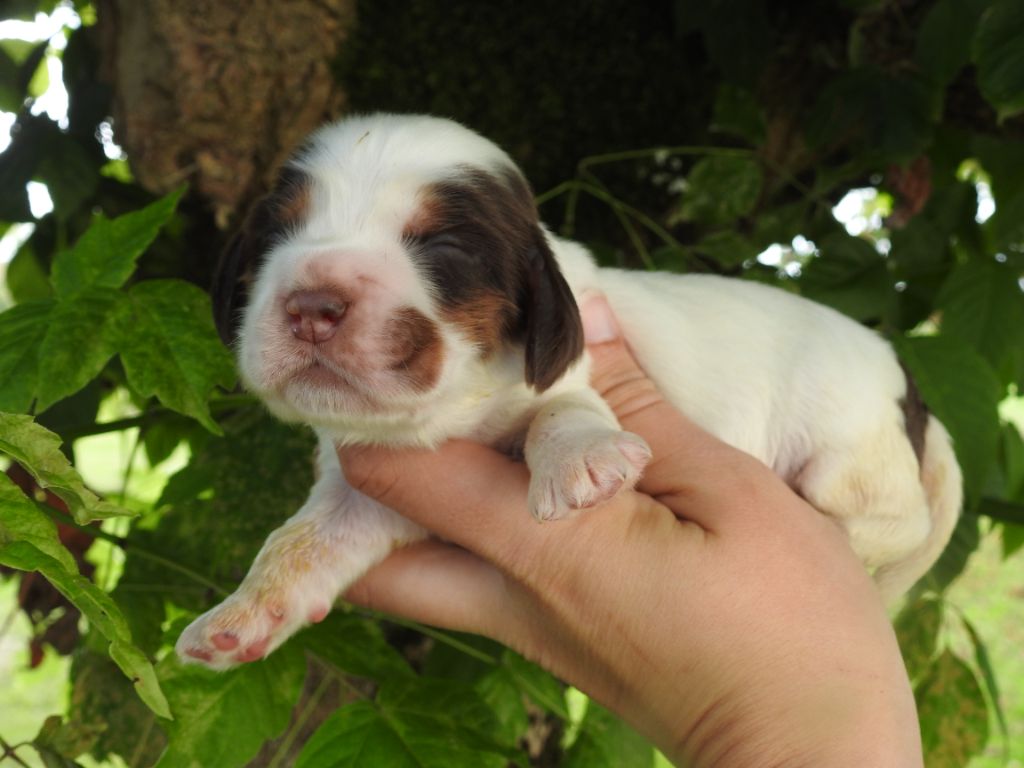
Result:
[177, 114, 962, 668]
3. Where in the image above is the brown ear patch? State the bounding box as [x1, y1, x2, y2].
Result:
[212, 166, 312, 344]
[386, 306, 444, 392]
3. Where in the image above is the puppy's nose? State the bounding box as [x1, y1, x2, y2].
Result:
[285, 290, 347, 343]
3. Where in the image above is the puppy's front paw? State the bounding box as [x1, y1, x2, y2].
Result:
[175, 585, 331, 671]
[527, 428, 651, 522]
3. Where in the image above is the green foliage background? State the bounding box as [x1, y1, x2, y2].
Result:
[1, 0, 1024, 766]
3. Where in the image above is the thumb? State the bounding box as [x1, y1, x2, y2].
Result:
[579, 293, 755, 508]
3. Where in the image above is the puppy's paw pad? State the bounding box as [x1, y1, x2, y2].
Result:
[528, 429, 651, 522]
[175, 591, 312, 671]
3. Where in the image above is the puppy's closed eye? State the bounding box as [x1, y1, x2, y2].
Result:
[414, 232, 480, 266]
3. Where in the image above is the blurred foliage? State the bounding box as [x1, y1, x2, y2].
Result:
[1, 0, 1024, 766]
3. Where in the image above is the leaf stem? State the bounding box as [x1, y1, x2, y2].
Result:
[367, 611, 499, 665]
[128, 711, 157, 768]
[40, 506, 230, 597]
[60, 394, 257, 442]
[267, 672, 334, 768]
[0, 737, 33, 768]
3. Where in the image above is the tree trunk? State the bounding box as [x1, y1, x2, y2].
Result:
[96, 0, 354, 226]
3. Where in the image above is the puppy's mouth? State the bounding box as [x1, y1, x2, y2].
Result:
[286, 352, 372, 394]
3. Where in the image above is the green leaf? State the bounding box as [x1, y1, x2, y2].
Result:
[750, 200, 808, 251]
[0, 471, 78, 572]
[1002, 521, 1024, 557]
[26, 46, 49, 98]
[0, 300, 52, 413]
[154, 644, 305, 768]
[915, 650, 989, 767]
[676, 155, 762, 226]
[296, 704, 432, 768]
[0, 473, 169, 718]
[296, 678, 519, 768]
[893, 595, 942, 684]
[0, 47, 22, 112]
[474, 666, 529, 747]
[961, 615, 1009, 751]
[695, 230, 758, 269]
[69, 650, 168, 766]
[972, 0, 1024, 120]
[296, 702, 425, 768]
[0, 412, 128, 523]
[1000, 420, 1024, 501]
[972, 135, 1024, 246]
[564, 700, 654, 768]
[976, 497, 1024, 524]
[915, 0, 988, 87]
[32, 714, 103, 767]
[381, 678, 523, 760]
[889, 217, 949, 281]
[118, 280, 237, 433]
[0, 36, 43, 63]
[800, 233, 891, 321]
[36, 287, 124, 412]
[924, 513, 981, 591]
[50, 188, 184, 298]
[887, 217, 953, 331]
[6, 244, 54, 303]
[299, 611, 414, 682]
[937, 260, 1024, 382]
[502, 650, 568, 719]
[892, 335, 1001, 500]
[807, 70, 933, 162]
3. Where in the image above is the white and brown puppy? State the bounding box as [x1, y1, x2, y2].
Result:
[178, 113, 962, 669]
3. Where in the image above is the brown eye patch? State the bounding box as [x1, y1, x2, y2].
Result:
[386, 306, 444, 392]
[404, 166, 540, 352]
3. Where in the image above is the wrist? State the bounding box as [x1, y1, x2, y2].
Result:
[669, 677, 922, 768]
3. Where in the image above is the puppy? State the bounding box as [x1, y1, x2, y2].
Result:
[177, 114, 962, 669]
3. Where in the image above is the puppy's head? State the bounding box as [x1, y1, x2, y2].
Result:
[214, 114, 582, 430]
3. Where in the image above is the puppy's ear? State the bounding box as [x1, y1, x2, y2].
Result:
[211, 167, 310, 345]
[523, 235, 584, 392]
[211, 220, 259, 345]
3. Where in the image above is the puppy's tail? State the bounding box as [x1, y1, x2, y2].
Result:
[875, 416, 963, 603]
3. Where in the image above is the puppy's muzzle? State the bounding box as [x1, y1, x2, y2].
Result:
[285, 290, 347, 344]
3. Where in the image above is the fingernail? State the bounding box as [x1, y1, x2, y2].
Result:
[581, 293, 621, 344]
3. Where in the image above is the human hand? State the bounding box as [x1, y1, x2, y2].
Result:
[339, 294, 922, 767]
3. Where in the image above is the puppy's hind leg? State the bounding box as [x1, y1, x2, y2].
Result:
[795, 424, 940, 605]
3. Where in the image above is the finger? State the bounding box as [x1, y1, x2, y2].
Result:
[338, 440, 547, 572]
[344, 540, 509, 638]
[580, 293, 780, 527]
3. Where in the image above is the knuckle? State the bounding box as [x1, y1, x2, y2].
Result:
[595, 366, 665, 422]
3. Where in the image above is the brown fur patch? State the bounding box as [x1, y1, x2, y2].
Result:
[386, 306, 444, 392]
[899, 362, 929, 466]
[442, 291, 519, 351]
